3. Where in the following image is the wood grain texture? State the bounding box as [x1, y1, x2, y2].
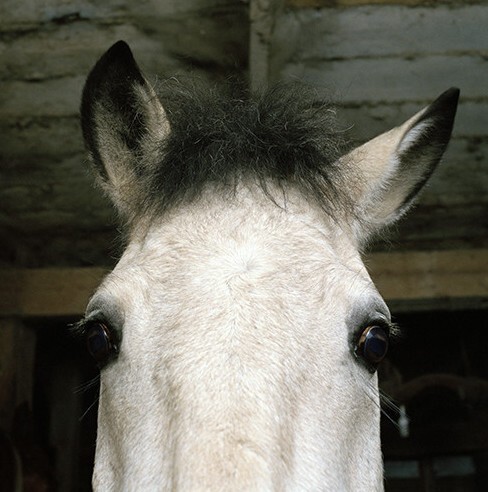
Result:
[0, 267, 107, 316]
[286, 0, 466, 7]
[367, 249, 488, 301]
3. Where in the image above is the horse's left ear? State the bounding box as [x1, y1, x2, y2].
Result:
[81, 41, 169, 220]
[343, 88, 459, 244]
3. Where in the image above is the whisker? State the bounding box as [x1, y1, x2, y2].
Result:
[74, 375, 100, 394]
[380, 407, 400, 429]
[79, 394, 100, 422]
[364, 380, 401, 429]
[79, 382, 105, 423]
[379, 390, 401, 414]
[366, 379, 400, 412]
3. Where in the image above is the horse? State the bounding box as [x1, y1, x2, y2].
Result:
[78, 40, 459, 490]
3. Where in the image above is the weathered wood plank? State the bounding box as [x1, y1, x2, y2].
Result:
[367, 249, 488, 302]
[286, 0, 472, 7]
[280, 56, 487, 103]
[278, 5, 488, 61]
[338, 103, 488, 142]
[0, 267, 107, 317]
[0, 250, 486, 317]
[0, 0, 124, 31]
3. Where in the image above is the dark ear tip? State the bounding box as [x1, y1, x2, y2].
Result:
[419, 87, 460, 131]
[94, 40, 135, 69]
[431, 87, 460, 116]
[81, 40, 142, 177]
[82, 40, 142, 101]
[105, 40, 133, 60]
[438, 87, 460, 106]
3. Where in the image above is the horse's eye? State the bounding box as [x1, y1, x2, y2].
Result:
[86, 322, 118, 367]
[355, 325, 389, 368]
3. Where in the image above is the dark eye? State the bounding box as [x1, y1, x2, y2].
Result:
[355, 325, 389, 368]
[86, 322, 119, 367]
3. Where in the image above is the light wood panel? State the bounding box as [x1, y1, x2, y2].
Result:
[0, 267, 107, 317]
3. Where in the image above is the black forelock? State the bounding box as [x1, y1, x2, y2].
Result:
[142, 81, 352, 218]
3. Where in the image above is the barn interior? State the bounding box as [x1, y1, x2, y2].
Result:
[0, 0, 487, 491]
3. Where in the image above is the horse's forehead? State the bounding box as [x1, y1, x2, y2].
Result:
[116, 191, 368, 305]
[133, 192, 350, 264]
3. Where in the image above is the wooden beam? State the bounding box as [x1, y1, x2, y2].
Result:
[286, 0, 448, 7]
[0, 250, 486, 317]
[367, 249, 488, 312]
[0, 267, 107, 317]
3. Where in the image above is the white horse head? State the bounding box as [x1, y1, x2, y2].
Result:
[79, 41, 458, 490]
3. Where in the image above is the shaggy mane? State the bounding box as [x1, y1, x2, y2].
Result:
[144, 82, 352, 217]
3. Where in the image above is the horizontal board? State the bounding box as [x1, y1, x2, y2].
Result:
[0, 228, 117, 268]
[367, 249, 488, 306]
[286, 0, 464, 6]
[0, 23, 146, 80]
[280, 55, 488, 103]
[0, 0, 233, 31]
[337, 101, 488, 141]
[0, 117, 84, 158]
[1, 250, 486, 316]
[276, 5, 488, 60]
[0, 267, 108, 316]
[0, 0, 123, 30]
[0, 6, 247, 80]
[0, 76, 85, 118]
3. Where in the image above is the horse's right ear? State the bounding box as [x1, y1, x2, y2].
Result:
[81, 41, 169, 219]
[340, 88, 459, 246]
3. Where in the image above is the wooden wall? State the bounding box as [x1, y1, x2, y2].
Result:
[1, 0, 486, 267]
[251, 0, 488, 252]
[0, 0, 248, 267]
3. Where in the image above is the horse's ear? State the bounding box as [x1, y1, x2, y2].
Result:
[343, 88, 459, 244]
[81, 41, 169, 218]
